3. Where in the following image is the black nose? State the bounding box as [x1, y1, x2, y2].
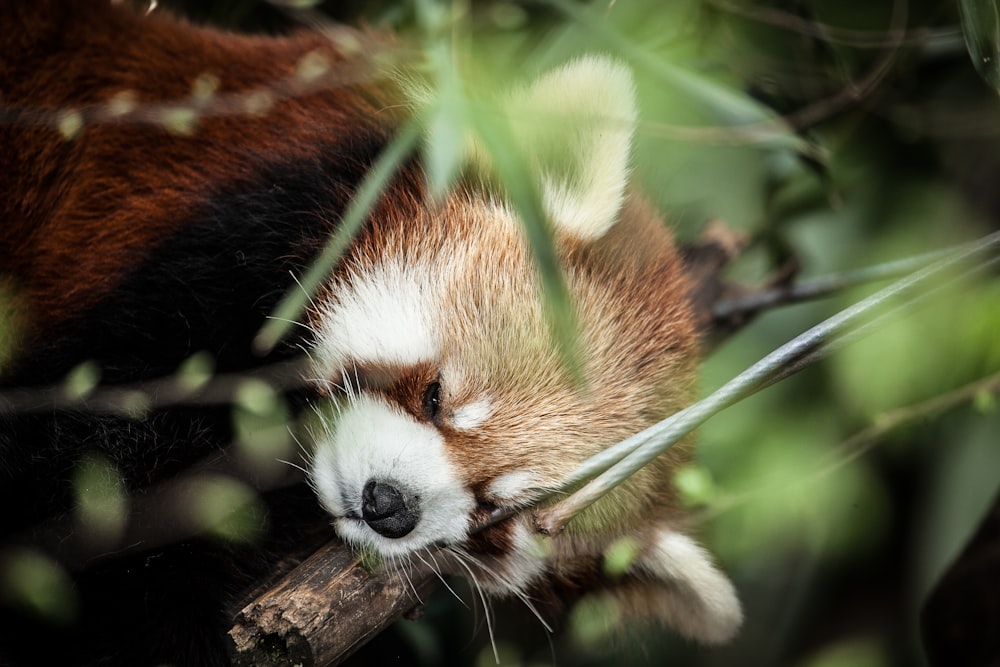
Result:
[361, 479, 419, 538]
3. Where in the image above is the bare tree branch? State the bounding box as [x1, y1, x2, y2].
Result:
[228, 540, 436, 667]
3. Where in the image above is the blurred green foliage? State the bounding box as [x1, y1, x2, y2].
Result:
[73, 453, 129, 548]
[187, 474, 268, 544]
[0, 549, 77, 626]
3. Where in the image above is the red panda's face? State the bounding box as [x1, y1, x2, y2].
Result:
[305, 58, 742, 642]
[306, 192, 696, 592]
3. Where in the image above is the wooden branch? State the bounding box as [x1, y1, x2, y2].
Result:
[679, 220, 759, 344]
[228, 537, 438, 666]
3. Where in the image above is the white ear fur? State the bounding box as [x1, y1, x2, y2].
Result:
[505, 56, 637, 241]
[620, 529, 743, 643]
[406, 56, 637, 239]
[404, 56, 637, 239]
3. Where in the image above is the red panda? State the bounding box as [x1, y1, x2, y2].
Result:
[0, 1, 740, 664]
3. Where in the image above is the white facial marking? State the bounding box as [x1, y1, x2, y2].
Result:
[451, 397, 493, 431]
[312, 260, 438, 378]
[309, 395, 474, 557]
[486, 470, 545, 503]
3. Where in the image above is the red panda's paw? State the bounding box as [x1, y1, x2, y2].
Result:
[596, 528, 743, 644]
[485, 524, 742, 644]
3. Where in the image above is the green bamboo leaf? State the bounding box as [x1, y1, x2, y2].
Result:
[959, 0, 1000, 92]
[0, 548, 77, 625]
[232, 381, 294, 473]
[468, 111, 584, 382]
[57, 110, 84, 141]
[73, 453, 128, 546]
[63, 361, 101, 401]
[673, 463, 718, 507]
[568, 594, 620, 650]
[413, 0, 468, 199]
[422, 43, 468, 200]
[176, 351, 215, 394]
[602, 536, 641, 578]
[189, 475, 266, 544]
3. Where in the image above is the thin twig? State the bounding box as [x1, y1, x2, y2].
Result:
[562, 0, 907, 148]
[742, 251, 1000, 394]
[704, 0, 956, 49]
[0, 357, 310, 416]
[818, 370, 1000, 478]
[533, 230, 1000, 535]
[0, 32, 404, 133]
[712, 245, 964, 322]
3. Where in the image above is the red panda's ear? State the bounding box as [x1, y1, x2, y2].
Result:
[451, 56, 636, 241]
[505, 56, 637, 241]
[602, 527, 743, 644]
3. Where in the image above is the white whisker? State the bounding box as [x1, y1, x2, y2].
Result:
[395, 554, 422, 604]
[275, 457, 309, 476]
[288, 271, 321, 318]
[264, 314, 320, 338]
[415, 548, 468, 608]
[508, 586, 553, 633]
[448, 547, 499, 663]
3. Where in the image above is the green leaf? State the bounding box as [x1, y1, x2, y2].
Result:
[57, 110, 84, 141]
[673, 463, 718, 507]
[63, 361, 101, 401]
[189, 475, 266, 544]
[235, 378, 278, 416]
[468, 111, 584, 382]
[421, 43, 468, 200]
[232, 383, 294, 475]
[960, 0, 1000, 93]
[568, 594, 620, 650]
[176, 351, 215, 394]
[0, 548, 77, 625]
[161, 107, 198, 136]
[974, 388, 997, 413]
[73, 453, 128, 546]
[602, 536, 641, 578]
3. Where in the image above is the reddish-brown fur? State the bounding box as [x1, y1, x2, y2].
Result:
[0, 0, 396, 339]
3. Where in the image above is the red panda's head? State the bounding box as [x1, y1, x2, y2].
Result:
[305, 58, 742, 643]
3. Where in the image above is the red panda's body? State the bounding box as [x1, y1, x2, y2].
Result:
[1, 2, 740, 665]
[1, 4, 410, 663]
[1, 1, 399, 350]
